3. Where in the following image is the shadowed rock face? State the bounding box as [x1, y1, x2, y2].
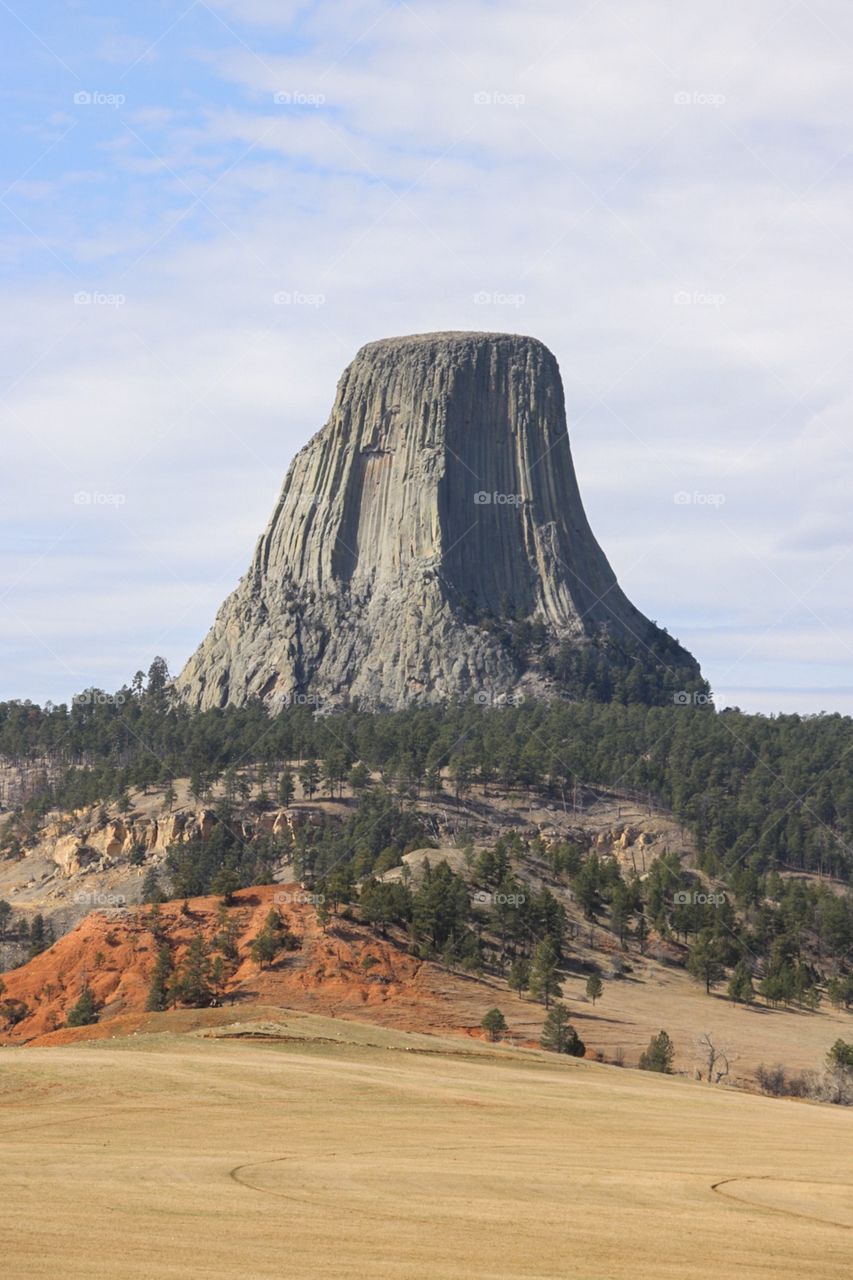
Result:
[178, 332, 696, 710]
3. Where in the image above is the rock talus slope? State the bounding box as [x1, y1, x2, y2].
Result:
[179, 331, 694, 709]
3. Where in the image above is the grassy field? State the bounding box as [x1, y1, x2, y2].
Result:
[1, 1013, 851, 1279]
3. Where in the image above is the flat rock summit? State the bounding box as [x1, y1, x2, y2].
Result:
[178, 331, 701, 710]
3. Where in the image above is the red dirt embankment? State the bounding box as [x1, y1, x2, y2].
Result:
[0, 886, 532, 1047]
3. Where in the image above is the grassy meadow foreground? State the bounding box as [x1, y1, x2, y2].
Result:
[1, 1013, 851, 1280]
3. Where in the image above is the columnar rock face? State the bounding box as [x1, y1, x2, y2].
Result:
[178, 332, 698, 710]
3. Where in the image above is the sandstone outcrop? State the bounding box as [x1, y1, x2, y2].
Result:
[45, 806, 313, 877]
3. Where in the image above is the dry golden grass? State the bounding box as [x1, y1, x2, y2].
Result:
[1, 1012, 851, 1279]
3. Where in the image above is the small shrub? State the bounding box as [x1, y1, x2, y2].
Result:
[0, 998, 29, 1028]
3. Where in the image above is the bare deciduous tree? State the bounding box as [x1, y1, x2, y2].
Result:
[696, 1032, 737, 1084]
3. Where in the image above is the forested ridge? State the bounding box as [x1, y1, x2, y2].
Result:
[2, 661, 851, 882]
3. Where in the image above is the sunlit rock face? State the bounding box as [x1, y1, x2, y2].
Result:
[178, 332, 697, 711]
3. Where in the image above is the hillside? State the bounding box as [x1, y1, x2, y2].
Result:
[2, 697, 853, 1095]
[3, 876, 853, 1089]
[0, 884, 526, 1048]
[0, 769, 689, 939]
[3, 762, 853, 1082]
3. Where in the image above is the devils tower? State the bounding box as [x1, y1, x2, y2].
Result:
[178, 332, 702, 710]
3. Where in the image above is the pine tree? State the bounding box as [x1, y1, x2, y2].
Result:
[424, 766, 443, 797]
[585, 974, 604, 1006]
[687, 932, 726, 994]
[214, 906, 240, 961]
[146, 655, 171, 703]
[325, 868, 355, 912]
[210, 954, 226, 997]
[141, 867, 164, 905]
[827, 976, 853, 1010]
[278, 768, 295, 808]
[250, 928, 278, 969]
[67, 986, 99, 1027]
[540, 1003, 585, 1055]
[827, 1039, 853, 1071]
[450, 756, 472, 804]
[247, 908, 296, 969]
[322, 750, 348, 799]
[481, 1008, 507, 1042]
[508, 955, 530, 996]
[145, 944, 173, 1012]
[727, 959, 755, 1004]
[210, 868, 240, 906]
[171, 931, 213, 1007]
[299, 759, 320, 801]
[223, 766, 239, 805]
[529, 937, 562, 1008]
[28, 914, 47, 959]
[189, 769, 208, 804]
[347, 762, 370, 794]
[573, 858, 601, 918]
[639, 1030, 674, 1073]
[610, 897, 630, 948]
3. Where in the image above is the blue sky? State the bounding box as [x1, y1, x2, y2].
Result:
[2, 0, 853, 713]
